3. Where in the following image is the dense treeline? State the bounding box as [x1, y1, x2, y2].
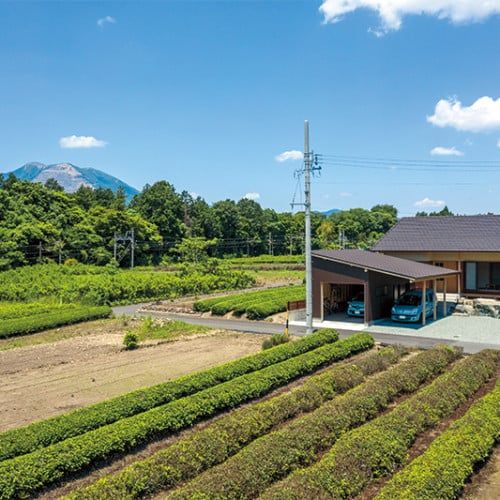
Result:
[0, 175, 398, 269]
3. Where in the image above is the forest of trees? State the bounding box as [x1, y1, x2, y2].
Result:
[0, 176, 399, 269]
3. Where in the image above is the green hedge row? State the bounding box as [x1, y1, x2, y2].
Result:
[0, 329, 338, 462]
[376, 380, 500, 500]
[0, 301, 78, 320]
[169, 345, 459, 500]
[0, 305, 112, 339]
[264, 349, 500, 499]
[193, 285, 304, 318]
[0, 333, 372, 499]
[68, 346, 404, 499]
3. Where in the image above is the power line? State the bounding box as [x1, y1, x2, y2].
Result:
[317, 153, 500, 166]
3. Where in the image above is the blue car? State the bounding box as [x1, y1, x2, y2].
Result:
[347, 292, 365, 318]
[391, 289, 436, 323]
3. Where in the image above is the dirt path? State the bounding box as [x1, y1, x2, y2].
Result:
[0, 331, 264, 431]
[462, 445, 500, 499]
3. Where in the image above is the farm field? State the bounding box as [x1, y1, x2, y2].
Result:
[0, 325, 265, 432]
[0, 329, 497, 499]
[0, 263, 255, 305]
[0, 301, 111, 339]
[193, 285, 305, 319]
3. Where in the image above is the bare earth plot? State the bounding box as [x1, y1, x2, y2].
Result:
[0, 330, 264, 431]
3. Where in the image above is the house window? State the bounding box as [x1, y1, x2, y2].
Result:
[465, 262, 477, 290]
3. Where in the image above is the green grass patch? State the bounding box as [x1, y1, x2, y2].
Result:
[134, 317, 209, 343]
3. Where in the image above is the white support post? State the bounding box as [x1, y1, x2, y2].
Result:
[422, 280, 427, 326]
[433, 279, 437, 321]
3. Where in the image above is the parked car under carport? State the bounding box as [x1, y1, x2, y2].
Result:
[391, 289, 436, 323]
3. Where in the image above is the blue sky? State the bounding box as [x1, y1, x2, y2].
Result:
[1, 1, 500, 216]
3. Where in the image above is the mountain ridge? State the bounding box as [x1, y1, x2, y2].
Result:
[2, 162, 139, 201]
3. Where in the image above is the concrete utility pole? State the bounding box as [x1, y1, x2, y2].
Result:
[304, 120, 313, 335]
[130, 227, 135, 269]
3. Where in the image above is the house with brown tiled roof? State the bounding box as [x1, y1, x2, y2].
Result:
[372, 215, 500, 298]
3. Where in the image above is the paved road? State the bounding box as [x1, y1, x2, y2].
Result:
[112, 304, 496, 354]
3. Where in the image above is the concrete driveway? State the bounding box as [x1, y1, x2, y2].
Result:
[365, 315, 500, 345]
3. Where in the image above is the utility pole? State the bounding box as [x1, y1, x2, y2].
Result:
[130, 227, 135, 269]
[304, 120, 313, 335]
[289, 121, 321, 334]
[38, 241, 42, 261]
[113, 233, 117, 261]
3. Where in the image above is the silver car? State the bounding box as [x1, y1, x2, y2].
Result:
[391, 289, 435, 323]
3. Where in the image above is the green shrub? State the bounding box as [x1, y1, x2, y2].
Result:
[169, 345, 460, 500]
[0, 333, 372, 498]
[0, 329, 339, 462]
[262, 333, 290, 350]
[193, 285, 304, 319]
[67, 346, 404, 499]
[0, 305, 111, 339]
[123, 332, 139, 350]
[376, 380, 500, 500]
[264, 350, 499, 499]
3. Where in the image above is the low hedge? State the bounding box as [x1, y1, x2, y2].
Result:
[67, 346, 404, 499]
[0, 333, 371, 499]
[264, 349, 499, 499]
[376, 380, 500, 500]
[169, 345, 459, 500]
[0, 305, 112, 339]
[0, 329, 338, 462]
[0, 301, 75, 320]
[193, 285, 304, 318]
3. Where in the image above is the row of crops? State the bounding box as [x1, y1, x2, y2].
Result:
[193, 285, 305, 319]
[0, 330, 371, 497]
[0, 263, 255, 305]
[0, 301, 111, 339]
[0, 330, 498, 499]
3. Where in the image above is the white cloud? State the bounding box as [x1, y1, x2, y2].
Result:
[275, 150, 303, 162]
[320, 1, 500, 34]
[243, 192, 260, 201]
[97, 16, 116, 28]
[414, 197, 446, 208]
[497, 139, 500, 148]
[189, 191, 199, 199]
[59, 135, 107, 149]
[430, 146, 464, 156]
[427, 96, 500, 132]
[339, 191, 352, 197]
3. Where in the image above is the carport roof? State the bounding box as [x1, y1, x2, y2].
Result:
[312, 249, 460, 281]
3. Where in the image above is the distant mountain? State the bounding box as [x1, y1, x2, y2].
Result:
[322, 208, 341, 216]
[2, 162, 139, 201]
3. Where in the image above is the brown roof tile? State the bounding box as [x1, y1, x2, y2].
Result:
[372, 215, 500, 252]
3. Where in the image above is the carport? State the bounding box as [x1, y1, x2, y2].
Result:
[312, 250, 460, 326]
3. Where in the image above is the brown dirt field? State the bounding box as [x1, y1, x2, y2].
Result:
[0, 330, 264, 431]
